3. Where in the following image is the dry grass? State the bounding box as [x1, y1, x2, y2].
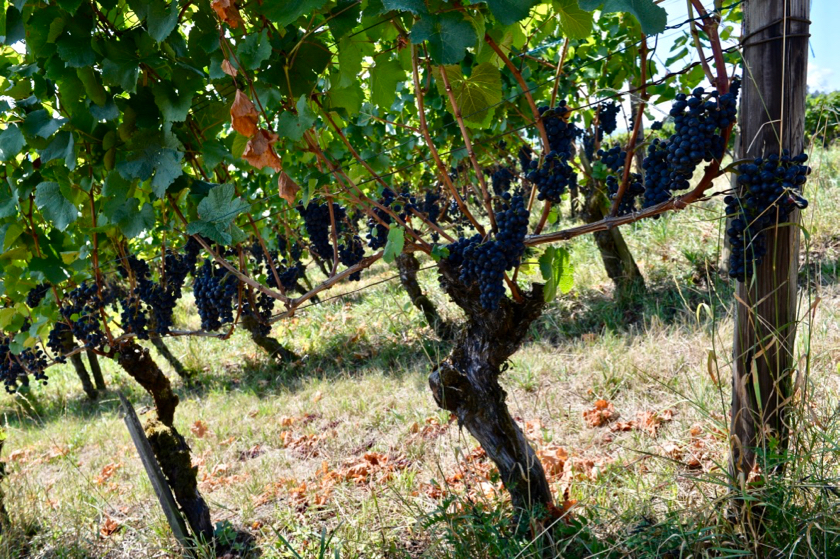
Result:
[1, 149, 840, 558]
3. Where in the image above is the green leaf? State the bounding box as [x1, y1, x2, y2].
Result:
[39, 131, 76, 170]
[186, 220, 232, 246]
[329, 81, 363, 114]
[538, 246, 574, 302]
[113, 199, 155, 238]
[434, 63, 501, 124]
[0, 188, 16, 218]
[34, 182, 78, 231]
[327, 0, 361, 40]
[430, 244, 450, 262]
[0, 309, 15, 330]
[153, 82, 193, 122]
[482, 0, 539, 25]
[21, 109, 67, 139]
[369, 58, 406, 110]
[118, 145, 184, 198]
[383, 227, 404, 263]
[30, 253, 69, 284]
[276, 95, 317, 142]
[665, 47, 689, 67]
[553, 0, 594, 40]
[410, 12, 477, 65]
[0, 125, 24, 161]
[237, 29, 272, 70]
[55, 35, 95, 67]
[102, 41, 140, 92]
[578, 0, 667, 35]
[1, 223, 22, 251]
[147, 0, 179, 43]
[56, 0, 84, 15]
[196, 183, 250, 226]
[381, 0, 427, 14]
[337, 35, 371, 88]
[262, 0, 328, 28]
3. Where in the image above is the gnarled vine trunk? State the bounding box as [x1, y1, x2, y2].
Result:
[240, 314, 298, 363]
[396, 253, 453, 339]
[151, 338, 192, 379]
[583, 193, 645, 296]
[430, 261, 553, 515]
[115, 340, 213, 541]
[58, 331, 96, 400]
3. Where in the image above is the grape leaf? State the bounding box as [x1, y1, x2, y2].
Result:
[578, 0, 667, 35]
[0, 124, 24, 161]
[34, 182, 78, 231]
[21, 109, 67, 139]
[539, 246, 574, 302]
[276, 95, 316, 142]
[383, 226, 404, 263]
[113, 199, 155, 238]
[329, 81, 363, 114]
[553, 0, 594, 40]
[369, 58, 406, 110]
[327, 0, 361, 39]
[482, 0, 539, 25]
[337, 35, 371, 88]
[186, 183, 250, 245]
[147, 0, 179, 42]
[153, 82, 193, 122]
[40, 131, 76, 169]
[102, 41, 140, 93]
[410, 12, 477, 65]
[262, 0, 328, 27]
[55, 34, 95, 67]
[118, 144, 184, 198]
[0, 188, 16, 218]
[237, 29, 272, 70]
[434, 63, 501, 125]
[381, 0, 428, 15]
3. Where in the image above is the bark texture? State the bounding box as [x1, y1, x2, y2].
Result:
[87, 350, 106, 391]
[70, 352, 97, 400]
[430, 260, 553, 515]
[396, 253, 453, 339]
[729, 1, 809, 491]
[145, 420, 214, 542]
[151, 338, 192, 379]
[240, 314, 298, 362]
[116, 340, 179, 427]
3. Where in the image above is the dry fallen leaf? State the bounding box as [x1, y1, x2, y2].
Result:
[278, 172, 300, 206]
[583, 399, 617, 427]
[190, 420, 209, 438]
[100, 516, 121, 537]
[96, 462, 122, 485]
[242, 129, 282, 171]
[210, 0, 244, 28]
[230, 90, 259, 137]
[221, 59, 238, 77]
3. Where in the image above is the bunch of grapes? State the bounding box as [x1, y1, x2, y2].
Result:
[365, 188, 396, 249]
[53, 282, 111, 350]
[446, 192, 529, 310]
[491, 167, 515, 196]
[540, 102, 579, 153]
[527, 151, 577, 203]
[726, 151, 810, 281]
[193, 259, 240, 331]
[598, 102, 621, 138]
[300, 202, 344, 261]
[518, 145, 533, 173]
[641, 139, 673, 208]
[242, 292, 275, 337]
[606, 174, 645, 216]
[0, 336, 48, 393]
[120, 296, 149, 339]
[338, 235, 365, 281]
[597, 145, 625, 173]
[47, 322, 71, 363]
[26, 283, 50, 308]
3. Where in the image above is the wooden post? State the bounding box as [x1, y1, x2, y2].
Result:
[729, 0, 810, 497]
[119, 392, 191, 550]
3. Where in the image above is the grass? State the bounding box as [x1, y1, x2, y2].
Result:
[2, 148, 840, 558]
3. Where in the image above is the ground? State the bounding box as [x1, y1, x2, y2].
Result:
[2, 149, 839, 558]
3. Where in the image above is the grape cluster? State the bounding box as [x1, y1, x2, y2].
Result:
[52, 282, 111, 350]
[0, 337, 48, 393]
[540, 102, 579, 153]
[339, 235, 365, 281]
[26, 283, 50, 308]
[367, 189, 396, 249]
[606, 174, 645, 216]
[242, 292, 275, 337]
[491, 167, 515, 196]
[597, 145, 625, 173]
[446, 192, 529, 310]
[726, 151, 810, 281]
[527, 151, 577, 203]
[47, 322, 71, 363]
[299, 202, 345, 261]
[518, 145, 533, 173]
[598, 102, 620, 138]
[120, 296, 149, 339]
[193, 259, 240, 331]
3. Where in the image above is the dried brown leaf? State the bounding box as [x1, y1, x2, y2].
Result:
[230, 90, 259, 137]
[242, 129, 282, 171]
[210, 0, 244, 29]
[190, 420, 209, 438]
[221, 59, 238, 78]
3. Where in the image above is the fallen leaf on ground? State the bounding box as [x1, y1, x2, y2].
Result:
[190, 420, 209, 438]
[583, 399, 617, 427]
[96, 462, 122, 485]
[100, 516, 121, 537]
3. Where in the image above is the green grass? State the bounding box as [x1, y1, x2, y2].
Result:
[2, 148, 840, 558]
